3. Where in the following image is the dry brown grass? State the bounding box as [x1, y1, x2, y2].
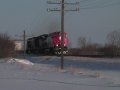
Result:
[0, 33, 15, 58]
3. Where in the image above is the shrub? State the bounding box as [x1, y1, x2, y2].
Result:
[0, 33, 15, 58]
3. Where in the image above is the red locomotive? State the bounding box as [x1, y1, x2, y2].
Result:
[26, 31, 68, 55]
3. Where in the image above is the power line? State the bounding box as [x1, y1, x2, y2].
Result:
[81, 2, 120, 9]
[80, 0, 120, 9]
[80, 0, 97, 3]
[80, 0, 107, 8]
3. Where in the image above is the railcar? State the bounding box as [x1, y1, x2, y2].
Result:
[26, 31, 68, 55]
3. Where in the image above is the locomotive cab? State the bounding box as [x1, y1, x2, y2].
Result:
[49, 32, 68, 55]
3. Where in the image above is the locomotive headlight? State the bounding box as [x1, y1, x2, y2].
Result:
[56, 44, 58, 47]
[59, 36, 61, 40]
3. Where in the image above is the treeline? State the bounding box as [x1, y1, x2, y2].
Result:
[68, 30, 120, 57]
[0, 33, 15, 58]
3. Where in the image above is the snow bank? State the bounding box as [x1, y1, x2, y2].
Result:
[1, 56, 120, 90]
[6, 58, 34, 69]
[7, 58, 33, 65]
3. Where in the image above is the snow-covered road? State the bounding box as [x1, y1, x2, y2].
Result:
[0, 56, 120, 90]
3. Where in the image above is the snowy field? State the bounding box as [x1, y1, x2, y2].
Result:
[0, 56, 120, 90]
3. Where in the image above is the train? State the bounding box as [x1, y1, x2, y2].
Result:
[26, 31, 69, 55]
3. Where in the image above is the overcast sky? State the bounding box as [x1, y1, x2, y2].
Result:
[0, 0, 120, 47]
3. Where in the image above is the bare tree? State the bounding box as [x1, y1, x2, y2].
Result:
[78, 36, 99, 51]
[78, 36, 86, 49]
[0, 33, 15, 58]
[106, 30, 120, 56]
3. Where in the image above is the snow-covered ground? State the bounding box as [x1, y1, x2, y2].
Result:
[0, 56, 120, 90]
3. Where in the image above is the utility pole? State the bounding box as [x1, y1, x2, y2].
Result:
[47, 0, 79, 69]
[23, 30, 34, 58]
[61, 0, 64, 69]
[23, 30, 26, 58]
[15, 30, 34, 59]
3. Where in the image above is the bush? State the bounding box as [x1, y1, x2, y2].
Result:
[99, 45, 119, 57]
[0, 33, 15, 58]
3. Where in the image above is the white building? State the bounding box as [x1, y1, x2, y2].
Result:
[14, 41, 24, 51]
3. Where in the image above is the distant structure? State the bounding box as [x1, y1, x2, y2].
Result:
[14, 40, 24, 51]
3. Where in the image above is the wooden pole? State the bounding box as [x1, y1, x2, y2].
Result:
[61, 0, 64, 69]
[23, 30, 26, 58]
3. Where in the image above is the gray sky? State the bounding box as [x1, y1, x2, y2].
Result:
[0, 0, 120, 47]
